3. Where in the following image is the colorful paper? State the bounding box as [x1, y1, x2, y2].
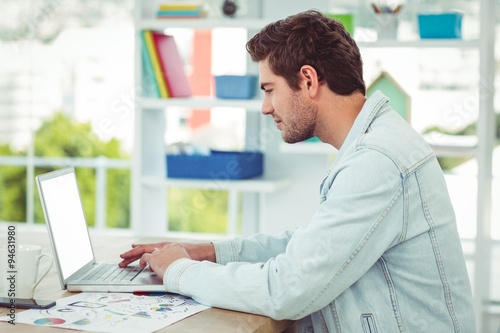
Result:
[0, 292, 209, 333]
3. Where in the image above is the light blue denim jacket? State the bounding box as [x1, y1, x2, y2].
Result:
[164, 91, 476, 332]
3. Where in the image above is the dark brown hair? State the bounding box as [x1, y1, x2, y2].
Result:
[246, 10, 365, 95]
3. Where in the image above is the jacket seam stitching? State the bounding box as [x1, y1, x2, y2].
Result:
[380, 257, 406, 332]
[318, 310, 328, 333]
[295, 186, 403, 318]
[230, 239, 239, 262]
[355, 144, 435, 179]
[399, 175, 409, 243]
[416, 171, 461, 332]
[329, 301, 342, 332]
[171, 259, 196, 294]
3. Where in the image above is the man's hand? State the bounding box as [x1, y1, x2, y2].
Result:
[119, 242, 169, 268]
[119, 241, 216, 269]
[139, 243, 191, 278]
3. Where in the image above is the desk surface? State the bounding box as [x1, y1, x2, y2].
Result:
[0, 228, 294, 333]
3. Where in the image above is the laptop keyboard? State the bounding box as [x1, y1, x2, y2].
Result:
[82, 263, 144, 282]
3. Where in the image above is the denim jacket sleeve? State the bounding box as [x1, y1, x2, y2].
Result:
[163, 147, 404, 320]
[213, 230, 295, 264]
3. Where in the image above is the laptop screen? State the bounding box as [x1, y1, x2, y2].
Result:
[37, 168, 94, 281]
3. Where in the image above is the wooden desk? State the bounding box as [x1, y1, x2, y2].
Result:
[0, 228, 294, 333]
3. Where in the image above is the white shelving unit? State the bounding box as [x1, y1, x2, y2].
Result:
[142, 176, 290, 192]
[139, 18, 269, 30]
[132, 1, 495, 331]
[357, 39, 480, 48]
[474, 0, 496, 331]
[132, 2, 291, 238]
[141, 97, 263, 109]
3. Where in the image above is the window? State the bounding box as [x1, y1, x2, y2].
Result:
[0, 0, 134, 228]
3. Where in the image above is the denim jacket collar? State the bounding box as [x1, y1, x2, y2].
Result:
[329, 90, 389, 172]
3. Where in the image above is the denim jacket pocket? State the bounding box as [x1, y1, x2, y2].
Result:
[360, 313, 378, 333]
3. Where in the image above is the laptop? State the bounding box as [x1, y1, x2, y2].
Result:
[36, 167, 164, 292]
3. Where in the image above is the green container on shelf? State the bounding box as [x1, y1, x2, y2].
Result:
[326, 13, 354, 36]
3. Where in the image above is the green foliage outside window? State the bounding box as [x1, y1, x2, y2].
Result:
[0, 113, 229, 234]
[168, 188, 232, 234]
[0, 113, 130, 228]
[34, 113, 130, 228]
[423, 113, 500, 170]
[0, 146, 26, 222]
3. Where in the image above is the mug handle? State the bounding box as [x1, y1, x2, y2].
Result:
[32, 253, 54, 292]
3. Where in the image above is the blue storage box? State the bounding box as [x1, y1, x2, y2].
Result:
[215, 75, 258, 99]
[167, 151, 263, 179]
[417, 13, 463, 39]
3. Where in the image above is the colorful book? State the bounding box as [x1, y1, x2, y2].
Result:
[140, 32, 160, 98]
[159, 4, 202, 11]
[142, 30, 169, 98]
[151, 31, 192, 98]
[156, 9, 202, 17]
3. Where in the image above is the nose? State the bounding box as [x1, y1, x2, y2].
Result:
[261, 96, 273, 116]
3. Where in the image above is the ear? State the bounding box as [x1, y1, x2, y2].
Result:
[299, 65, 319, 98]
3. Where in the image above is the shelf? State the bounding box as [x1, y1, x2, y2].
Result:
[140, 97, 263, 110]
[357, 39, 480, 49]
[431, 145, 477, 157]
[142, 176, 291, 192]
[139, 18, 270, 31]
[424, 133, 478, 157]
[138, 19, 481, 49]
[278, 137, 477, 156]
[280, 142, 337, 155]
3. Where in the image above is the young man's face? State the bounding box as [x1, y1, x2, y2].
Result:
[258, 58, 317, 144]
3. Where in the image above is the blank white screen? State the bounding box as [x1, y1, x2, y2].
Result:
[39, 172, 94, 280]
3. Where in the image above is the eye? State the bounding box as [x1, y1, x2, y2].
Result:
[264, 89, 272, 95]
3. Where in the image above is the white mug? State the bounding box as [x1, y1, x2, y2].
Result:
[0, 244, 54, 299]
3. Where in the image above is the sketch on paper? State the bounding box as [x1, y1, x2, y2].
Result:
[0, 292, 209, 333]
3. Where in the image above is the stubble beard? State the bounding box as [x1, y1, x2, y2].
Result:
[282, 92, 317, 144]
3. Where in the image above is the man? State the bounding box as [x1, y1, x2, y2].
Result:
[120, 10, 475, 332]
